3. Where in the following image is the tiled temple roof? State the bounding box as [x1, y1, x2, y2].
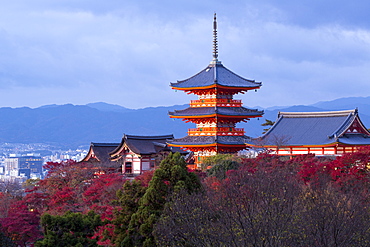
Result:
[250, 109, 370, 147]
[169, 106, 263, 118]
[170, 62, 262, 90]
[81, 142, 121, 168]
[170, 135, 252, 146]
[110, 134, 187, 157]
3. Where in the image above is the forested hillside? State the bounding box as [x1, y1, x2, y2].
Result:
[2, 96, 370, 147]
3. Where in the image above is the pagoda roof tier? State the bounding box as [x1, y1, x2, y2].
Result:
[169, 106, 264, 120]
[168, 135, 251, 147]
[248, 109, 370, 148]
[170, 62, 262, 94]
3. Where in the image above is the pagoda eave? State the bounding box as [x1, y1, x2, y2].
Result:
[168, 142, 247, 152]
[169, 114, 262, 119]
[172, 85, 260, 95]
[169, 142, 246, 147]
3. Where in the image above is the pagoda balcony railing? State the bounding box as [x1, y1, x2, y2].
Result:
[188, 127, 245, 136]
[190, 99, 242, 107]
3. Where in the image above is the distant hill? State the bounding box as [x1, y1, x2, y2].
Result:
[86, 102, 134, 113]
[1, 97, 370, 148]
[0, 103, 191, 148]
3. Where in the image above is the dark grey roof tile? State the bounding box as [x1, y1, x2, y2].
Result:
[169, 106, 263, 117]
[170, 63, 261, 89]
[254, 110, 370, 146]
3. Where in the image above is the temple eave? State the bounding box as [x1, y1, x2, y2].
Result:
[247, 143, 339, 148]
[169, 114, 262, 119]
[169, 142, 247, 147]
[249, 142, 370, 149]
[172, 85, 261, 93]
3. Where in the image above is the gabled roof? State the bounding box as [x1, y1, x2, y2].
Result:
[169, 106, 263, 118]
[251, 109, 370, 147]
[81, 142, 121, 167]
[110, 134, 187, 160]
[170, 62, 262, 91]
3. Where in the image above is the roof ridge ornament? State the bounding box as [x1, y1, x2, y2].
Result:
[211, 13, 221, 65]
[213, 13, 218, 61]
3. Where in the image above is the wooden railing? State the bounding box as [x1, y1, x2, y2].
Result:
[190, 98, 242, 107]
[188, 127, 245, 136]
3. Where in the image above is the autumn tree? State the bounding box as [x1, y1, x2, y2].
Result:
[6, 160, 127, 246]
[0, 180, 24, 199]
[156, 157, 302, 246]
[82, 172, 125, 219]
[298, 184, 370, 246]
[155, 153, 370, 246]
[1, 200, 43, 247]
[91, 168, 154, 246]
[0, 192, 15, 219]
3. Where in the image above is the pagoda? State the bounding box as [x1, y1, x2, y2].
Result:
[168, 14, 264, 167]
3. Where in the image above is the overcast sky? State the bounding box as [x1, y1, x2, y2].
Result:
[1, 0, 370, 109]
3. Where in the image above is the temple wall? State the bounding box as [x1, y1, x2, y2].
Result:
[270, 146, 360, 156]
[132, 160, 141, 174]
[141, 161, 150, 171]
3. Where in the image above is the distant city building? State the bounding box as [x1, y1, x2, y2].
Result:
[4, 155, 44, 179]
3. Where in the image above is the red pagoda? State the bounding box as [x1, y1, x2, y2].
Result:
[168, 14, 263, 167]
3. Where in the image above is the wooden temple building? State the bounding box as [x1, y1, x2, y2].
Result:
[80, 135, 186, 176]
[81, 142, 121, 173]
[109, 134, 187, 175]
[248, 109, 370, 156]
[168, 14, 263, 167]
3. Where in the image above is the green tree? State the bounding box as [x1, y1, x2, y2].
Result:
[35, 211, 103, 247]
[123, 152, 201, 247]
[203, 154, 241, 179]
[261, 119, 275, 134]
[110, 180, 147, 246]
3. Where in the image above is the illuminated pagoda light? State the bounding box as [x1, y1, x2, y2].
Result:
[168, 14, 264, 168]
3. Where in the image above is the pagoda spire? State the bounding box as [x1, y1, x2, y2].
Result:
[213, 13, 218, 62]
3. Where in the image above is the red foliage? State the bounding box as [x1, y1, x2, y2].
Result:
[135, 169, 155, 187]
[47, 186, 78, 214]
[203, 176, 221, 191]
[92, 223, 115, 246]
[1, 200, 42, 247]
[83, 173, 125, 205]
[0, 192, 16, 218]
[82, 173, 125, 220]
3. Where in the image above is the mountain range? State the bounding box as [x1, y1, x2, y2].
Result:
[1, 96, 370, 148]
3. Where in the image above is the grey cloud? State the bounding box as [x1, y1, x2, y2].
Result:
[0, 1, 370, 108]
